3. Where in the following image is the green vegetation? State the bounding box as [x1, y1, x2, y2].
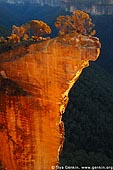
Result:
[11, 20, 52, 42]
[55, 10, 96, 36]
[60, 63, 113, 166]
[0, 10, 95, 45]
[0, 19, 52, 44]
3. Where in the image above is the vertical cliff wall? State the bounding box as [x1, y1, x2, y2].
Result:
[6, 0, 113, 15]
[0, 35, 100, 170]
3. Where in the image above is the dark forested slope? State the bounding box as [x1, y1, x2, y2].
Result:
[60, 63, 113, 166]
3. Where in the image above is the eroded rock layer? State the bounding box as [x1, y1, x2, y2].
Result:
[0, 35, 100, 170]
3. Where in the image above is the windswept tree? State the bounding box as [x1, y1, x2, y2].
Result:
[11, 20, 51, 41]
[72, 10, 95, 35]
[55, 10, 96, 36]
[28, 20, 52, 37]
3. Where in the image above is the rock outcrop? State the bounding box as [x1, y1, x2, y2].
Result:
[0, 35, 100, 170]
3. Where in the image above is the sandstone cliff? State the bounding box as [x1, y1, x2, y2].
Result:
[5, 0, 113, 15]
[0, 35, 100, 170]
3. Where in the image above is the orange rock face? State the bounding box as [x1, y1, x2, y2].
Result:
[0, 35, 100, 170]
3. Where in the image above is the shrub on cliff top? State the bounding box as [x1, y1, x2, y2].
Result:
[55, 10, 96, 36]
[28, 20, 52, 37]
[11, 20, 52, 42]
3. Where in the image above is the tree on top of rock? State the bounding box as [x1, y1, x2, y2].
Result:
[11, 20, 51, 41]
[28, 20, 52, 37]
[55, 10, 96, 36]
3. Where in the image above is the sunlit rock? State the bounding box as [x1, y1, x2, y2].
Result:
[0, 35, 100, 170]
